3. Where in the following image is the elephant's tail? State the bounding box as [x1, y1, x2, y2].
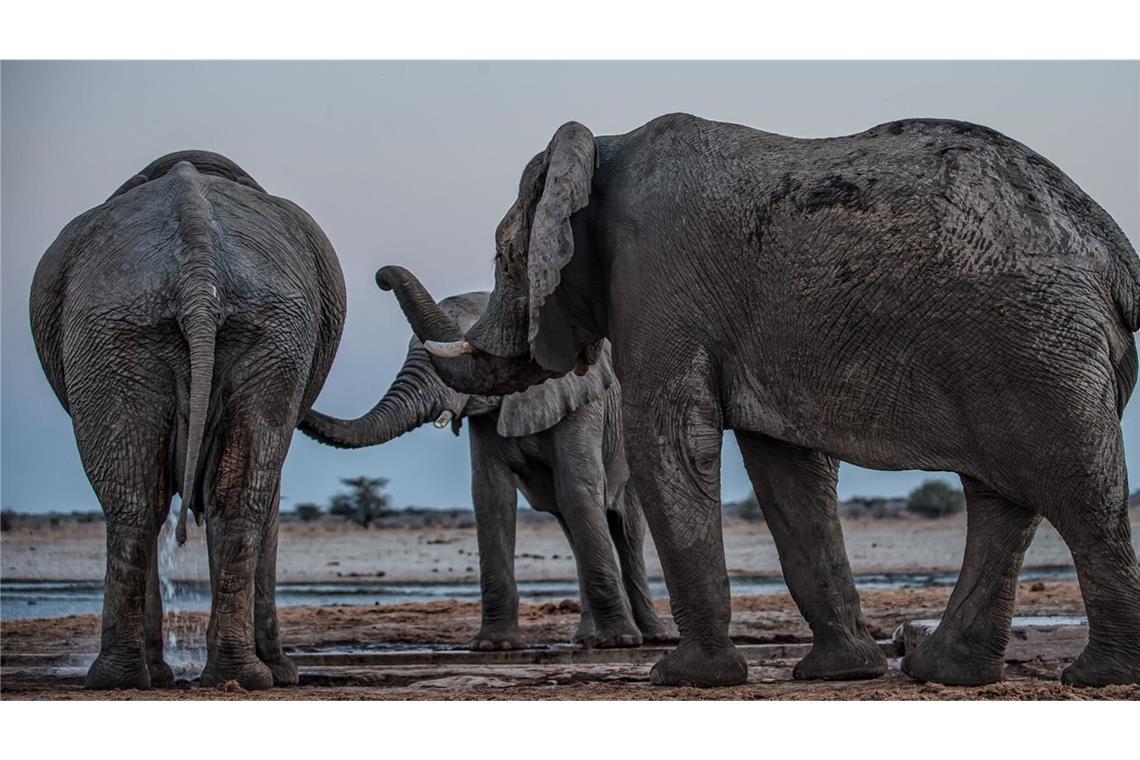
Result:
[172, 163, 221, 545]
[177, 302, 217, 545]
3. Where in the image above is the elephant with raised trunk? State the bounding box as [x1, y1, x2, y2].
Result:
[30, 151, 346, 690]
[300, 273, 667, 649]
[382, 113, 1140, 688]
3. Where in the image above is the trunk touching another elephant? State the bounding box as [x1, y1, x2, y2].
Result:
[377, 265, 562, 396]
[375, 266, 466, 344]
[299, 342, 448, 448]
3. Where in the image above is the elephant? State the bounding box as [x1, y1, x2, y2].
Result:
[30, 151, 346, 690]
[376, 113, 1140, 688]
[299, 279, 668, 649]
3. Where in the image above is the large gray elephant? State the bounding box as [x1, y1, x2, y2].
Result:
[377, 114, 1140, 688]
[30, 151, 346, 690]
[299, 277, 667, 648]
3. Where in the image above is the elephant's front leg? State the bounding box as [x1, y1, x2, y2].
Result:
[552, 417, 642, 648]
[623, 372, 748, 686]
[253, 479, 297, 686]
[735, 432, 886, 680]
[469, 423, 525, 650]
[551, 515, 596, 643]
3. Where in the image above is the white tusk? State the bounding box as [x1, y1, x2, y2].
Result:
[424, 340, 476, 358]
[434, 410, 454, 429]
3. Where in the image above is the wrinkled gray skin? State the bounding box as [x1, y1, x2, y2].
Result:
[386, 114, 1140, 688]
[300, 284, 667, 649]
[30, 151, 346, 690]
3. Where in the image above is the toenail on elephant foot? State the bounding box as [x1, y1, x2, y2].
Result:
[900, 635, 1004, 686]
[85, 652, 151, 690]
[147, 659, 176, 688]
[638, 624, 673, 645]
[793, 637, 887, 681]
[201, 657, 275, 691]
[650, 640, 748, 687]
[470, 628, 526, 651]
[580, 618, 643, 649]
[1061, 645, 1140, 687]
[262, 654, 299, 686]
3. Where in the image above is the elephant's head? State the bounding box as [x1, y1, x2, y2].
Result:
[381, 121, 604, 396]
[299, 287, 615, 447]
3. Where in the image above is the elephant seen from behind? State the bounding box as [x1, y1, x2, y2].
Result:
[30, 151, 346, 689]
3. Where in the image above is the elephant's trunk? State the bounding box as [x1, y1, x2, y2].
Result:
[299, 342, 448, 448]
[377, 265, 563, 396]
[375, 266, 466, 343]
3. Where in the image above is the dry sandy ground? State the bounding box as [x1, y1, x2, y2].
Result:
[3, 581, 1138, 700]
[6, 511, 1134, 583]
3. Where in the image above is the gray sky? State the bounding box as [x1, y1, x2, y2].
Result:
[2, 61, 1138, 514]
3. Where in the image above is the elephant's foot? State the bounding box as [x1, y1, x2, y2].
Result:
[637, 621, 673, 645]
[1061, 644, 1140, 687]
[260, 653, 299, 686]
[470, 627, 526, 651]
[650, 639, 748, 687]
[900, 632, 1004, 686]
[580, 617, 643, 649]
[147, 658, 176, 688]
[201, 653, 275, 691]
[85, 651, 151, 690]
[793, 635, 887, 681]
[573, 611, 596, 644]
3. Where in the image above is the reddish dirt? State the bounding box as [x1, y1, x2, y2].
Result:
[5, 581, 1135, 700]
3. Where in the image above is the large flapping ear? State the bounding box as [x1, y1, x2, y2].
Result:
[497, 341, 614, 437]
[526, 122, 597, 371]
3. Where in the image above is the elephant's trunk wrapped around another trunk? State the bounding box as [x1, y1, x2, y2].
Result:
[299, 342, 447, 448]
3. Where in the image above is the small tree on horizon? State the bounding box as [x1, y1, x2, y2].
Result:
[328, 476, 392, 528]
[295, 502, 324, 522]
[906, 479, 966, 518]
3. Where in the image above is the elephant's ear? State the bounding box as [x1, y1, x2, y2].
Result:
[526, 122, 597, 372]
[497, 342, 614, 437]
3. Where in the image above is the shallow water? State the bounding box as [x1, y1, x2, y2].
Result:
[0, 567, 1077, 621]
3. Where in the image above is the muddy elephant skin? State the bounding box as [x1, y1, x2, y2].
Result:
[30, 151, 346, 690]
[386, 114, 1140, 688]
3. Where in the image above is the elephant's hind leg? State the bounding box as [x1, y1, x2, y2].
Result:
[200, 424, 290, 691]
[735, 432, 886, 681]
[1046, 432, 1140, 686]
[254, 477, 297, 686]
[900, 476, 1039, 686]
[70, 372, 173, 690]
[606, 493, 669, 642]
[624, 369, 747, 687]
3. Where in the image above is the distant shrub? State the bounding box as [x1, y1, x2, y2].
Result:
[49, 515, 62, 528]
[329, 476, 392, 528]
[906, 480, 966, 518]
[0, 510, 14, 532]
[295, 503, 323, 522]
[738, 492, 764, 522]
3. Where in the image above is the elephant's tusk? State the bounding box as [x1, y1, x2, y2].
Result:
[434, 410, 454, 429]
[425, 340, 476, 358]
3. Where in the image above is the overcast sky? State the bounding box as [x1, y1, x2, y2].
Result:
[2, 61, 1138, 514]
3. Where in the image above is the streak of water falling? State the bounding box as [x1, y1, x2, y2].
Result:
[158, 509, 206, 674]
